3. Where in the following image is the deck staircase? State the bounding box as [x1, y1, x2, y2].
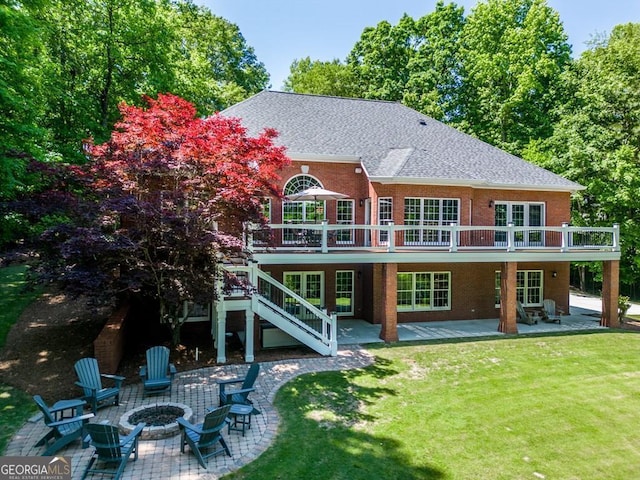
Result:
[223, 266, 337, 356]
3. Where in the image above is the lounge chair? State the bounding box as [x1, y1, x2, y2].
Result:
[75, 357, 125, 414]
[217, 363, 261, 414]
[177, 405, 232, 469]
[139, 346, 177, 397]
[81, 422, 144, 480]
[542, 298, 563, 323]
[516, 301, 538, 325]
[33, 395, 94, 456]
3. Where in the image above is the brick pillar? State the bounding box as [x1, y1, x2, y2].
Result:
[379, 263, 398, 343]
[601, 260, 620, 328]
[498, 262, 518, 334]
[372, 264, 383, 325]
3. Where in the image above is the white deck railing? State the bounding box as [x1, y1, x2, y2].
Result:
[247, 222, 620, 254]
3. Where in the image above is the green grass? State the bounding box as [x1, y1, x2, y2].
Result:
[226, 332, 640, 480]
[0, 264, 40, 453]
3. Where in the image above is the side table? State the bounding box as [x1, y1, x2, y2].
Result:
[228, 404, 253, 436]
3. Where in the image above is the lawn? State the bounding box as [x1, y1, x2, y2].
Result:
[226, 332, 640, 480]
[0, 265, 40, 453]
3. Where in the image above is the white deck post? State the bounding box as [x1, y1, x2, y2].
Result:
[321, 220, 329, 253]
[561, 222, 569, 252]
[449, 222, 458, 252]
[507, 222, 515, 252]
[244, 307, 254, 362]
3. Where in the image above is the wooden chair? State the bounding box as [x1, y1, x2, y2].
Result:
[81, 422, 144, 480]
[177, 405, 232, 469]
[33, 395, 94, 456]
[542, 299, 563, 323]
[74, 357, 125, 414]
[516, 301, 538, 325]
[217, 363, 261, 414]
[139, 346, 177, 397]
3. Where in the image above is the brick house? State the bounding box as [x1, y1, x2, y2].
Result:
[201, 91, 620, 363]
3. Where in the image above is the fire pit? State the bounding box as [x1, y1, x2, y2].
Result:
[119, 402, 193, 440]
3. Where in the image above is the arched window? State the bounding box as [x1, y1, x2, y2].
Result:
[283, 175, 324, 230]
[283, 175, 322, 196]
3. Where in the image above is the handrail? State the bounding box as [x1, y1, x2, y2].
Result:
[246, 222, 620, 253]
[223, 265, 337, 356]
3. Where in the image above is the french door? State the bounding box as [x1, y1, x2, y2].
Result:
[495, 202, 544, 246]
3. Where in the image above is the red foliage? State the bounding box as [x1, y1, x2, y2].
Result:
[87, 93, 289, 227]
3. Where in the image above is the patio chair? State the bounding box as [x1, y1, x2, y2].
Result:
[177, 405, 232, 469]
[81, 422, 144, 480]
[516, 301, 538, 325]
[542, 298, 563, 323]
[139, 346, 177, 397]
[33, 395, 94, 456]
[217, 363, 261, 414]
[74, 357, 125, 414]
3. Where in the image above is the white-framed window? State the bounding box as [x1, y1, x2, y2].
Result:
[336, 199, 354, 244]
[283, 271, 324, 311]
[495, 270, 543, 307]
[494, 202, 545, 246]
[378, 197, 393, 243]
[282, 175, 324, 243]
[261, 198, 271, 222]
[404, 198, 460, 245]
[397, 272, 451, 311]
[335, 270, 354, 315]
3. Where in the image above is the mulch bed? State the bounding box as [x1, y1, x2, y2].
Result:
[0, 289, 319, 404]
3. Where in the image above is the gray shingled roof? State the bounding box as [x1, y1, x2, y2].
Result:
[222, 91, 582, 191]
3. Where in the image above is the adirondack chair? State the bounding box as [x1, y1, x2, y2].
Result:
[177, 405, 232, 469]
[33, 395, 94, 456]
[139, 346, 177, 397]
[542, 299, 563, 323]
[516, 301, 538, 325]
[74, 357, 125, 413]
[217, 363, 261, 414]
[81, 422, 144, 480]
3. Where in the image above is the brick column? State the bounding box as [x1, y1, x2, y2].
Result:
[379, 263, 399, 343]
[601, 260, 620, 328]
[498, 262, 518, 334]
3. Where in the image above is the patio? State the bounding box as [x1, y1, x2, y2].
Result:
[5, 294, 614, 479]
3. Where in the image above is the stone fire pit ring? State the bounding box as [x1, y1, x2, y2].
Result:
[119, 402, 193, 440]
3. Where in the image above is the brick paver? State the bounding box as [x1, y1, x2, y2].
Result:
[6, 346, 374, 479]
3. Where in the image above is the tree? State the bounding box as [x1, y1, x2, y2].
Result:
[283, 57, 360, 97]
[347, 14, 418, 102]
[402, 1, 465, 121]
[34, 94, 290, 344]
[0, 0, 47, 199]
[524, 23, 640, 292]
[457, 0, 571, 155]
[167, 1, 269, 115]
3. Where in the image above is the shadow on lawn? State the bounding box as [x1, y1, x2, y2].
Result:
[251, 357, 445, 480]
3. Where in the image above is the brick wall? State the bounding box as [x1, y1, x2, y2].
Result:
[93, 304, 130, 373]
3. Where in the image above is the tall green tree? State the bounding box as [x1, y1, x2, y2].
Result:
[402, 1, 465, 120]
[0, 0, 47, 199]
[169, 1, 269, 115]
[346, 14, 418, 102]
[458, 0, 571, 155]
[283, 57, 360, 97]
[525, 23, 640, 290]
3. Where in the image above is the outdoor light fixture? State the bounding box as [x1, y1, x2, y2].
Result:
[488, 200, 494, 207]
[359, 199, 364, 207]
[552, 271, 558, 278]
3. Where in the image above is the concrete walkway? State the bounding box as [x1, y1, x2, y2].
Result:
[7, 292, 632, 479]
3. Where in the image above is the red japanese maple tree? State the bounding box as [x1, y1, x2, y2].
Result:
[37, 93, 289, 344]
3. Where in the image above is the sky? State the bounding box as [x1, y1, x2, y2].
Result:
[197, 0, 640, 90]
